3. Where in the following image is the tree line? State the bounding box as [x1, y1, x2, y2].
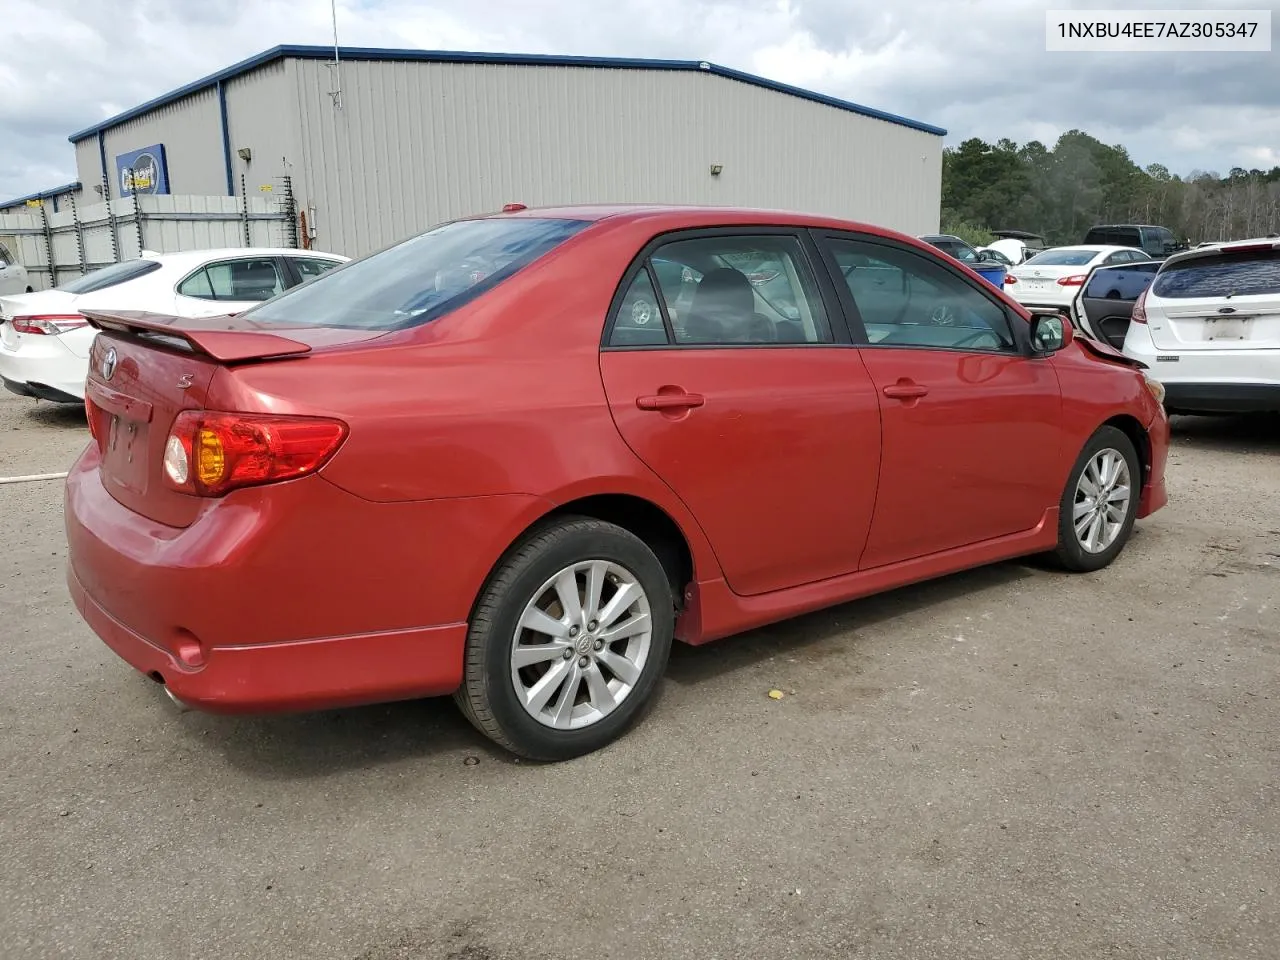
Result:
[941, 130, 1280, 247]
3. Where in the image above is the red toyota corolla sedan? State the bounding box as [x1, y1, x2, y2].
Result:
[65, 204, 1169, 760]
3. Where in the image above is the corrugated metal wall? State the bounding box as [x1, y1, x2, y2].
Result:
[288, 59, 942, 257]
[224, 60, 300, 196]
[73, 139, 103, 193]
[86, 88, 228, 197]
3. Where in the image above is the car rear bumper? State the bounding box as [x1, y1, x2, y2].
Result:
[67, 560, 468, 713]
[0, 333, 87, 402]
[64, 444, 547, 714]
[1162, 382, 1280, 414]
[2, 375, 81, 403]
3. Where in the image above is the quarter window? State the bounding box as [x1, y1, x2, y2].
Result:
[609, 269, 669, 346]
[826, 238, 1018, 353]
[636, 235, 831, 345]
[178, 258, 286, 302]
[291, 257, 342, 282]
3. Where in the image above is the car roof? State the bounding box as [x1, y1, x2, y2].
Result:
[137, 248, 348, 267]
[490, 203, 949, 242]
[1030, 245, 1136, 255]
[1159, 237, 1280, 269]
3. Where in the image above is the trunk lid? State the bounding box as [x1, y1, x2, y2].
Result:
[1145, 243, 1280, 351]
[81, 310, 382, 528]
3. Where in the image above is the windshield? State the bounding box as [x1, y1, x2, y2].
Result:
[1152, 249, 1280, 299]
[59, 259, 162, 294]
[245, 217, 590, 330]
[1023, 249, 1098, 266]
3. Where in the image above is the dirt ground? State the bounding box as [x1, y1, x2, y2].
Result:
[1, 391, 1277, 960]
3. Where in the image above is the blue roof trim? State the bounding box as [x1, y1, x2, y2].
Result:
[0, 181, 82, 208]
[67, 44, 946, 142]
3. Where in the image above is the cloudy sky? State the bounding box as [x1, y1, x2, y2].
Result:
[2, 0, 1278, 200]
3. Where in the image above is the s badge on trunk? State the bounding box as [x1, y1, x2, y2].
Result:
[100, 346, 117, 381]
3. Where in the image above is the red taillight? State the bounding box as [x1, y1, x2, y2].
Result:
[502, 202, 527, 212]
[1131, 287, 1149, 324]
[11, 314, 88, 335]
[1004, 275, 1018, 284]
[162, 411, 348, 497]
[85, 396, 101, 445]
[1056, 275, 1087, 287]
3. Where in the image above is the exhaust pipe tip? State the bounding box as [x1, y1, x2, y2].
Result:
[163, 686, 192, 713]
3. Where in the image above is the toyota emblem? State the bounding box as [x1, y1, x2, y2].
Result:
[101, 347, 117, 381]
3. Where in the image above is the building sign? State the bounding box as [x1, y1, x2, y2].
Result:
[115, 144, 170, 196]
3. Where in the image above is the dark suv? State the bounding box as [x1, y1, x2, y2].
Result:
[1083, 224, 1185, 259]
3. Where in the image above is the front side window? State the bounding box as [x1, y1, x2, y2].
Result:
[629, 235, 832, 345]
[245, 217, 589, 330]
[178, 258, 286, 302]
[826, 237, 1018, 353]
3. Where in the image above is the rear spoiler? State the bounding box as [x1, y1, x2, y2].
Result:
[1023, 306, 1147, 370]
[81, 309, 312, 363]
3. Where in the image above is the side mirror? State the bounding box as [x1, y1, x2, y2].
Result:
[1029, 311, 1073, 354]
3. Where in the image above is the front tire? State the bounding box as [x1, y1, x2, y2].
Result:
[1051, 426, 1141, 572]
[455, 517, 674, 761]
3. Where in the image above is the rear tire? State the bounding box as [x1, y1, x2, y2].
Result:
[454, 516, 674, 761]
[1051, 426, 1141, 572]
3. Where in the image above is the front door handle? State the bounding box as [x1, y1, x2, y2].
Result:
[882, 380, 929, 400]
[636, 392, 705, 411]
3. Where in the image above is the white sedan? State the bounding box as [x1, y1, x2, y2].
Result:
[1005, 245, 1150, 309]
[0, 247, 346, 403]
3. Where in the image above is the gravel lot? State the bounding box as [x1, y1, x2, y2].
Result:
[1, 391, 1277, 960]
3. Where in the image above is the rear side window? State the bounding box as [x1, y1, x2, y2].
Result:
[291, 257, 342, 281]
[245, 217, 589, 329]
[59, 259, 161, 294]
[1152, 249, 1280, 299]
[1086, 228, 1136, 247]
[614, 234, 832, 346]
[178, 258, 286, 301]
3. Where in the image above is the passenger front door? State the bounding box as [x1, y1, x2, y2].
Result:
[818, 234, 1064, 569]
[600, 230, 882, 597]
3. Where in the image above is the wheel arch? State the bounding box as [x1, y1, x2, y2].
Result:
[468, 489, 713, 627]
[1100, 413, 1150, 481]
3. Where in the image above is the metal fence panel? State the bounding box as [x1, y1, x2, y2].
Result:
[0, 184, 297, 289]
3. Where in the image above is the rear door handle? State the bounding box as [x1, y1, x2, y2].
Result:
[636, 392, 705, 411]
[881, 381, 929, 400]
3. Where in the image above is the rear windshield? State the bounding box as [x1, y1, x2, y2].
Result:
[1024, 249, 1096, 266]
[244, 217, 589, 330]
[1152, 249, 1280, 299]
[59, 259, 162, 294]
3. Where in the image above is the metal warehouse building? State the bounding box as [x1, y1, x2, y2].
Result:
[61, 45, 945, 257]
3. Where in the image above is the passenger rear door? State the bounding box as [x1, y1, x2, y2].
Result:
[1073, 261, 1160, 347]
[816, 233, 1063, 569]
[599, 229, 882, 597]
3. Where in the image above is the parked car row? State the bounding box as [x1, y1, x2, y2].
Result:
[0, 248, 347, 402]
